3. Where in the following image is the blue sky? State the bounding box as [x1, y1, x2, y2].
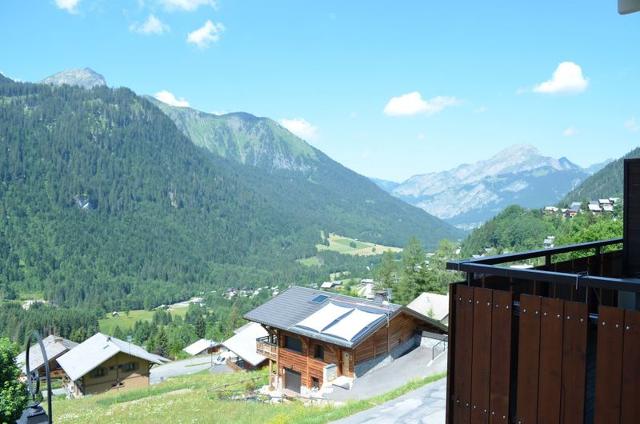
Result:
[1, 0, 640, 181]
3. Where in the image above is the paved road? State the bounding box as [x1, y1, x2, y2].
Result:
[332, 377, 446, 424]
[326, 345, 447, 401]
[150, 356, 232, 384]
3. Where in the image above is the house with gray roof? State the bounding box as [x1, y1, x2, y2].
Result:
[57, 333, 168, 398]
[245, 286, 447, 395]
[16, 335, 78, 380]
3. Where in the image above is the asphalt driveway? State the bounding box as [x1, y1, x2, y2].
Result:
[326, 345, 447, 401]
[150, 356, 232, 384]
[331, 377, 446, 424]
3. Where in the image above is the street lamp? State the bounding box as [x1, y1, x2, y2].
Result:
[17, 331, 52, 424]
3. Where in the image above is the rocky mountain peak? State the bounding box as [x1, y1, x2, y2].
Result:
[41, 68, 107, 89]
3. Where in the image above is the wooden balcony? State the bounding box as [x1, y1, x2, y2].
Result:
[256, 336, 278, 361]
[444, 238, 640, 424]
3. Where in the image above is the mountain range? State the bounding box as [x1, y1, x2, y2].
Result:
[0, 69, 461, 310]
[373, 145, 601, 230]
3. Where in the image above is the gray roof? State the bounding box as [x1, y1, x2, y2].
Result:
[244, 286, 446, 348]
[16, 335, 78, 374]
[57, 333, 167, 381]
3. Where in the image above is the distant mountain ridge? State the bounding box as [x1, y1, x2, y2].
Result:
[561, 147, 640, 204]
[374, 145, 590, 229]
[41, 67, 106, 89]
[149, 98, 318, 173]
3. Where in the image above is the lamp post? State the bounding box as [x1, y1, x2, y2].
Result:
[17, 331, 52, 424]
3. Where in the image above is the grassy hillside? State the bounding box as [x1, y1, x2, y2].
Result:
[53, 369, 445, 424]
[98, 308, 188, 334]
[561, 146, 640, 204]
[316, 233, 403, 256]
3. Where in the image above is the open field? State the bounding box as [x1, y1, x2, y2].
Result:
[53, 368, 445, 424]
[316, 234, 403, 256]
[99, 308, 188, 334]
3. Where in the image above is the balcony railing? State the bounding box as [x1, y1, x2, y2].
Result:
[446, 238, 639, 294]
[256, 336, 278, 361]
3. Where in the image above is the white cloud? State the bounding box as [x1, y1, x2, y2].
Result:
[563, 126, 578, 137]
[383, 91, 460, 117]
[417, 132, 426, 140]
[154, 90, 190, 107]
[279, 118, 318, 141]
[187, 20, 225, 48]
[161, 0, 215, 11]
[55, 0, 80, 13]
[533, 62, 589, 94]
[130, 15, 170, 35]
[474, 106, 488, 113]
[626, 117, 639, 132]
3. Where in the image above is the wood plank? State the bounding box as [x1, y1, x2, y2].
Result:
[516, 294, 541, 424]
[621, 309, 640, 424]
[489, 290, 512, 424]
[594, 305, 625, 424]
[447, 283, 458, 424]
[471, 287, 493, 424]
[537, 297, 564, 424]
[561, 300, 588, 424]
[453, 285, 474, 424]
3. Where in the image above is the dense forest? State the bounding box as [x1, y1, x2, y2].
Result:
[0, 74, 405, 314]
[0, 74, 461, 316]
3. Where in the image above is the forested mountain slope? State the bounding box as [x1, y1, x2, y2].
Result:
[0, 74, 318, 310]
[460, 205, 622, 258]
[561, 146, 640, 204]
[150, 97, 462, 248]
[0, 74, 460, 311]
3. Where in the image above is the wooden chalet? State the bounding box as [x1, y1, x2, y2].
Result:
[244, 286, 447, 395]
[444, 158, 640, 423]
[57, 333, 167, 398]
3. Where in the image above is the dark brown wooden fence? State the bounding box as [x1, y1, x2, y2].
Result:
[449, 287, 593, 424]
[451, 286, 514, 424]
[515, 294, 588, 424]
[594, 306, 640, 424]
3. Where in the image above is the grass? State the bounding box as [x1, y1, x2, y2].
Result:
[53, 368, 446, 424]
[316, 233, 403, 257]
[99, 308, 188, 334]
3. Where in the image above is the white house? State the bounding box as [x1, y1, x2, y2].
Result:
[407, 292, 450, 325]
[183, 339, 224, 356]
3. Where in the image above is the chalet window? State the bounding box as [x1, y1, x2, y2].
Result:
[313, 344, 324, 360]
[90, 367, 106, 378]
[284, 335, 302, 353]
[311, 377, 320, 389]
[121, 362, 138, 372]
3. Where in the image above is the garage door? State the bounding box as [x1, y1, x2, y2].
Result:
[284, 368, 301, 393]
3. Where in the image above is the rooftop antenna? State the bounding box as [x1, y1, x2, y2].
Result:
[619, 0, 640, 14]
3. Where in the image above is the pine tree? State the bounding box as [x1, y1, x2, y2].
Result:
[0, 338, 27, 423]
[374, 251, 398, 291]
